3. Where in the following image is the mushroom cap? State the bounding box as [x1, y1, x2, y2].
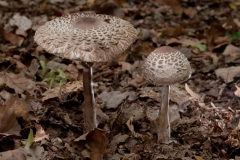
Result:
[34, 12, 138, 62]
[142, 46, 191, 85]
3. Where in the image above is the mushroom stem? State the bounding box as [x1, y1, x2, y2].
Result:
[158, 85, 170, 144]
[82, 62, 97, 131]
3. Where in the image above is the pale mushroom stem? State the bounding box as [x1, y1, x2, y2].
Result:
[158, 85, 171, 144]
[81, 62, 97, 131]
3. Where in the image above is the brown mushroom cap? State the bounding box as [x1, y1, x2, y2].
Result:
[142, 46, 191, 85]
[34, 12, 138, 62]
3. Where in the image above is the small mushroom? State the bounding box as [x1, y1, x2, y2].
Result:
[34, 12, 138, 131]
[142, 46, 191, 144]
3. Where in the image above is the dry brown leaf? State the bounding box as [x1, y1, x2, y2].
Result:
[161, 26, 185, 37]
[170, 85, 191, 106]
[4, 94, 29, 121]
[235, 84, 240, 97]
[109, 134, 129, 148]
[118, 61, 132, 73]
[0, 148, 26, 160]
[23, 145, 48, 160]
[195, 155, 204, 160]
[215, 66, 240, 83]
[166, 36, 205, 48]
[0, 107, 21, 135]
[27, 59, 40, 78]
[169, 104, 180, 123]
[155, 0, 183, 14]
[0, 72, 36, 96]
[86, 128, 107, 160]
[98, 91, 134, 109]
[1, 29, 24, 46]
[127, 74, 146, 88]
[0, 1, 8, 6]
[74, 132, 89, 142]
[42, 81, 83, 101]
[121, 103, 144, 123]
[222, 44, 240, 63]
[126, 116, 135, 135]
[139, 87, 161, 102]
[185, 83, 201, 100]
[87, 0, 95, 4]
[184, 7, 197, 18]
[9, 13, 32, 37]
[123, 153, 141, 160]
[34, 124, 49, 143]
[146, 107, 159, 121]
[204, 25, 229, 51]
[235, 156, 240, 160]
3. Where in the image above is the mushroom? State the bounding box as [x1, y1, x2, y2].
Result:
[34, 12, 138, 131]
[142, 46, 191, 144]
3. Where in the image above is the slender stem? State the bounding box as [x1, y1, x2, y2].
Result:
[158, 85, 170, 144]
[82, 62, 97, 131]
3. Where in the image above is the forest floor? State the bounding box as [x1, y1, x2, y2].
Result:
[1, 0, 240, 159]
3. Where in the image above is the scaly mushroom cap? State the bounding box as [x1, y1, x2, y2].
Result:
[34, 12, 138, 62]
[142, 46, 191, 85]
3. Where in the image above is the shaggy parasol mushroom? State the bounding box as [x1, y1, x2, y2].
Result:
[142, 46, 191, 144]
[34, 12, 138, 131]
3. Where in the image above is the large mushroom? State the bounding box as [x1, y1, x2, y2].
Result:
[142, 46, 191, 144]
[34, 12, 138, 131]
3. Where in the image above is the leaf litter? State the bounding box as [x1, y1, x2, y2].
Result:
[0, 0, 240, 159]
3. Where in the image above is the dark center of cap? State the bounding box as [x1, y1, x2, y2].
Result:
[71, 17, 101, 30]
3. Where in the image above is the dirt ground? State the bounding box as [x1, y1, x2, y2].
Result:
[1, 0, 240, 159]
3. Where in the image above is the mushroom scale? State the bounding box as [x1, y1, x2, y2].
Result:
[34, 12, 138, 62]
[142, 46, 191, 85]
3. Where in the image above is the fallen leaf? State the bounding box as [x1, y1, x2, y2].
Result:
[0, 148, 26, 159]
[195, 155, 204, 160]
[9, 13, 32, 36]
[139, 87, 161, 102]
[0, 72, 36, 96]
[87, 0, 95, 4]
[161, 26, 185, 37]
[1, 28, 24, 46]
[126, 116, 135, 135]
[121, 103, 144, 123]
[169, 104, 180, 123]
[98, 91, 135, 109]
[222, 44, 240, 63]
[0, 107, 21, 135]
[34, 124, 49, 144]
[204, 25, 229, 51]
[155, 0, 183, 15]
[4, 94, 29, 121]
[47, 60, 68, 71]
[185, 83, 201, 100]
[86, 128, 107, 160]
[183, 7, 197, 18]
[146, 107, 159, 121]
[42, 80, 83, 101]
[23, 145, 48, 160]
[27, 59, 40, 78]
[127, 74, 146, 88]
[0, 1, 8, 6]
[215, 66, 240, 83]
[235, 84, 240, 97]
[109, 134, 129, 147]
[123, 153, 141, 160]
[74, 132, 89, 142]
[170, 85, 191, 106]
[166, 36, 206, 51]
